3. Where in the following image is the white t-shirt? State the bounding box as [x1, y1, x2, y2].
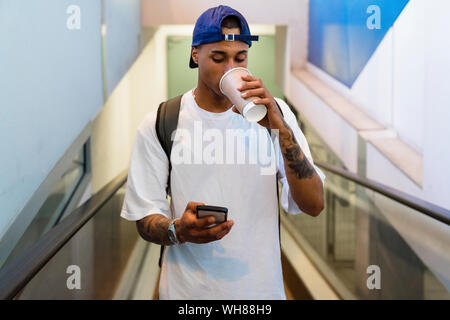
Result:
[120, 89, 325, 300]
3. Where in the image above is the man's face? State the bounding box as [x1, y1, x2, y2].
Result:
[192, 27, 249, 97]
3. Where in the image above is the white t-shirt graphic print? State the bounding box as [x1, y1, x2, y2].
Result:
[120, 90, 325, 299]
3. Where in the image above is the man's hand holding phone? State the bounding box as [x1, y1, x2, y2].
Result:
[175, 201, 234, 244]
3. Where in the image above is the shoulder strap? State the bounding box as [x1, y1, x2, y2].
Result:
[155, 95, 183, 195]
[155, 95, 182, 268]
[155, 97, 285, 268]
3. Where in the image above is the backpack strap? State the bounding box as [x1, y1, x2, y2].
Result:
[155, 97, 285, 268]
[155, 95, 183, 195]
[155, 95, 182, 268]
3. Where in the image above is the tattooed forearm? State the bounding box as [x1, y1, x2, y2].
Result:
[136, 214, 173, 245]
[279, 125, 316, 179]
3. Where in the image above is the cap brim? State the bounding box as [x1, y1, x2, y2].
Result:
[189, 56, 198, 68]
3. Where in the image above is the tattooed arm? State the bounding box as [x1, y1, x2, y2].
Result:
[278, 122, 324, 217]
[136, 214, 174, 245]
[136, 202, 234, 245]
[234, 75, 323, 216]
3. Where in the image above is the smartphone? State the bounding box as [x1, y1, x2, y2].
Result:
[196, 205, 228, 227]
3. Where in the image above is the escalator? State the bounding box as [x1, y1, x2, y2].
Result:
[282, 161, 450, 299]
[0, 172, 150, 299]
[282, 112, 450, 300]
[1, 128, 449, 300]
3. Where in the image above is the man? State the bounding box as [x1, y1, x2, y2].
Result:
[121, 5, 325, 299]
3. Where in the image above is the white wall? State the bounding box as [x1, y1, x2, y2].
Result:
[423, 0, 450, 210]
[391, 0, 425, 153]
[91, 26, 169, 193]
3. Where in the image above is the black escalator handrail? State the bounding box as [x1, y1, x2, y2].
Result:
[0, 170, 128, 300]
[315, 161, 450, 226]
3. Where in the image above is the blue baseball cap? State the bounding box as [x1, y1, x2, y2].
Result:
[189, 5, 259, 68]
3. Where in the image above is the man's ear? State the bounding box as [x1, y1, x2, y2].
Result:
[191, 46, 199, 65]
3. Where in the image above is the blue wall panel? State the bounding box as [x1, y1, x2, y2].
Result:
[308, 0, 409, 87]
[0, 0, 143, 257]
[105, 0, 141, 95]
[0, 0, 103, 240]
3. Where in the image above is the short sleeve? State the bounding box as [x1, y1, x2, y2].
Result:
[274, 98, 326, 215]
[120, 111, 171, 221]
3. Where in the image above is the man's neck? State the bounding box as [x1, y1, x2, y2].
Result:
[194, 82, 232, 113]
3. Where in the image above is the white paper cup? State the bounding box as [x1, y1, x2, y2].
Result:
[219, 67, 267, 122]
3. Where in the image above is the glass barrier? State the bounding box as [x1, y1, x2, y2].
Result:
[296, 112, 346, 169]
[13, 184, 147, 299]
[281, 103, 450, 299]
[282, 164, 450, 300]
[1, 147, 87, 270]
